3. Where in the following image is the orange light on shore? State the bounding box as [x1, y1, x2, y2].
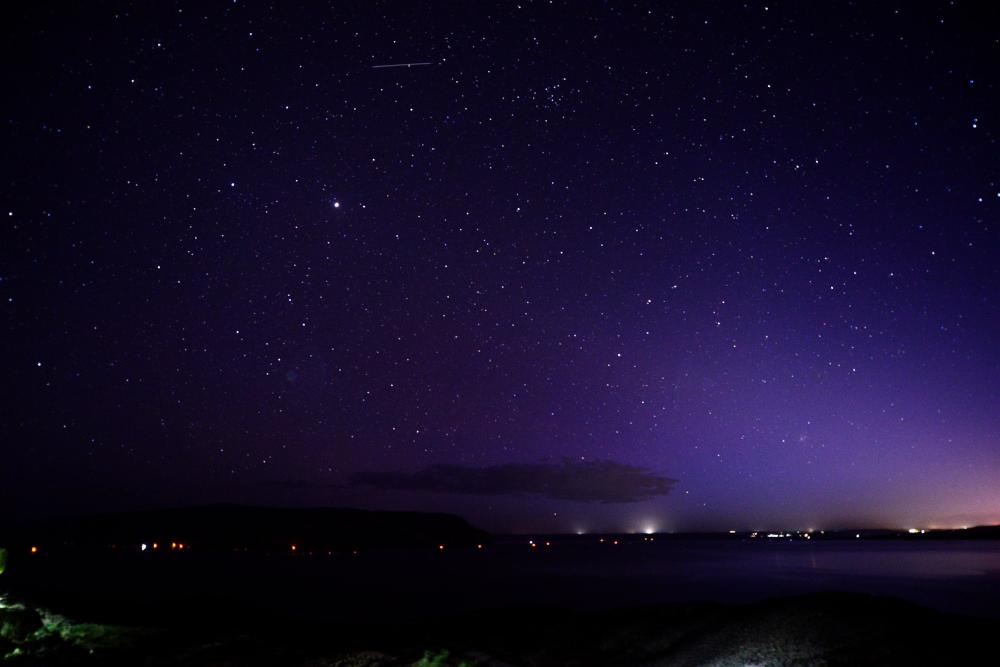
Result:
[290, 544, 297, 552]
[178, 543, 185, 550]
[170, 542, 177, 549]
[152, 543, 159, 550]
[438, 544, 445, 551]
[476, 544, 483, 550]
[30, 546, 38, 554]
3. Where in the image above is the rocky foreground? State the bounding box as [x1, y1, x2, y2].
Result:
[1, 590, 995, 666]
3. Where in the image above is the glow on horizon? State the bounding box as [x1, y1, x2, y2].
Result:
[637, 518, 662, 535]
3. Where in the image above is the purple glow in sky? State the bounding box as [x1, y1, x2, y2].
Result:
[3, 1, 999, 532]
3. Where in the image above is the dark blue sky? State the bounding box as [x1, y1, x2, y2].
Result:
[3, 1, 999, 532]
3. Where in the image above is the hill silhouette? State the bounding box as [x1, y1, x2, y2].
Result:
[1, 505, 490, 553]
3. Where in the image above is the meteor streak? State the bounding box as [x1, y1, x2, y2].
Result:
[372, 61, 433, 69]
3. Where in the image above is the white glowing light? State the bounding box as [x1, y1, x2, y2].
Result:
[141, 543, 147, 551]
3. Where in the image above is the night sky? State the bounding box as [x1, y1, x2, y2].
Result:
[3, 1, 999, 533]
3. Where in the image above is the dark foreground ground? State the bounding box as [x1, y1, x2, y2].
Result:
[1, 589, 996, 666]
[4, 537, 1000, 665]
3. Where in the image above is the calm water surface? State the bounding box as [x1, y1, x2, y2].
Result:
[9, 539, 1000, 622]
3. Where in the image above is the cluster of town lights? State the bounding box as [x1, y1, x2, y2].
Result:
[137, 541, 184, 551]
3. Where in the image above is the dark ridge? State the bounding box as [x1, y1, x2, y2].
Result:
[0, 504, 490, 552]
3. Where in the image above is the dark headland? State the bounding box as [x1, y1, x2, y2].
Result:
[1, 504, 491, 554]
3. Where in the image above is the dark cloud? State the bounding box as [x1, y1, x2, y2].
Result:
[350, 460, 676, 504]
